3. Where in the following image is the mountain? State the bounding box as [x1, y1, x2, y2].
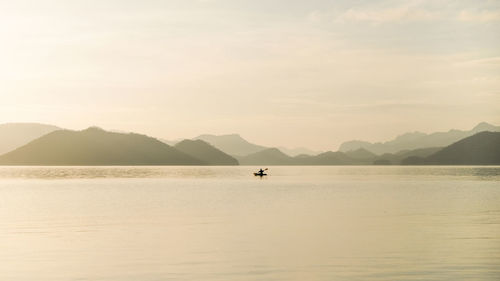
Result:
[345, 148, 377, 159]
[0, 123, 61, 155]
[339, 122, 500, 154]
[402, 131, 500, 165]
[174, 139, 238, 165]
[278, 146, 322, 157]
[296, 151, 357, 165]
[339, 140, 373, 153]
[471, 122, 499, 133]
[237, 148, 295, 165]
[194, 134, 267, 156]
[239, 148, 375, 166]
[374, 147, 442, 165]
[0, 127, 203, 165]
[159, 138, 182, 146]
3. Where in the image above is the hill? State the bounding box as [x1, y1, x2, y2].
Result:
[0, 123, 61, 155]
[339, 122, 500, 154]
[194, 134, 267, 156]
[159, 138, 180, 146]
[345, 148, 377, 160]
[278, 146, 323, 157]
[237, 148, 295, 165]
[296, 151, 357, 165]
[402, 131, 500, 165]
[239, 148, 376, 166]
[374, 147, 442, 165]
[0, 127, 203, 165]
[174, 139, 238, 165]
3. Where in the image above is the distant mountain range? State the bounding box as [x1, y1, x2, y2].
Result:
[345, 148, 377, 160]
[0, 122, 498, 166]
[339, 122, 500, 154]
[402, 131, 500, 165]
[193, 134, 323, 157]
[236, 148, 375, 166]
[0, 127, 215, 166]
[234, 130, 500, 166]
[278, 146, 323, 157]
[237, 149, 376, 165]
[0, 123, 61, 155]
[237, 148, 295, 165]
[174, 139, 238, 165]
[296, 151, 359, 165]
[194, 134, 267, 157]
[373, 147, 443, 165]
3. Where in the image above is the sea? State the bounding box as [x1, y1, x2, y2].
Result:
[0, 166, 499, 281]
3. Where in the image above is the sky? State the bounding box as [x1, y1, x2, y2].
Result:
[1, 0, 499, 150]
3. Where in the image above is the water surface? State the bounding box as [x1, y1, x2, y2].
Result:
[0, 166, 499, 280]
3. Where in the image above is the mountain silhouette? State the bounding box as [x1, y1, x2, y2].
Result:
[339, 122, 500, 154]
[345, 148, 377, 160]
[0, 127, 203, 165]
[278, 146, 323, 157]
[374, 147, 442, 165]
[296, 151, 356, 165]
[0, 123, 61, 155]
[402, 131, 500, 165]
[1, 123, 498, 166]
[174, 139, 239, 165]
[194, 134, 267, 156]
[240, 148, 378, 165]
[159, 138, 181, 146]
[237, 148, 294, 165]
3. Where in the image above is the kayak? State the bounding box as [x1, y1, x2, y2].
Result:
[254, 173, 267, 176]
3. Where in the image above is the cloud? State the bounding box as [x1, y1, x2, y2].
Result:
[455, 56, 500, 67]
[333, 2, 500, 24]
[335, 5, 437, 24]
[457, 10, 500, 22]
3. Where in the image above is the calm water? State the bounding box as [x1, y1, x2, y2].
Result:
[0, 166, 499, 281]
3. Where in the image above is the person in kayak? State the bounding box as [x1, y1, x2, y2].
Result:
[254, 168, 268, 176]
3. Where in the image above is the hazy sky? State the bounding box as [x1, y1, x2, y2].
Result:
[1, 0, 499, 150]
